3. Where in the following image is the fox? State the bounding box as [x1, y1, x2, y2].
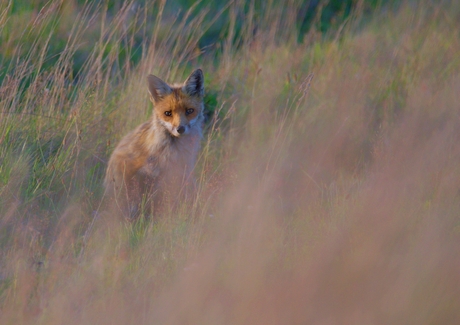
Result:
[104, 69, 205, 220]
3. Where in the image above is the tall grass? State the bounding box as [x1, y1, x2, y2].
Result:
[1, 0, 460, 323]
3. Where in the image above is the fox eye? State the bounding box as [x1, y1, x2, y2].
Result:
[164, 111, 172, 117]
[185, 108, 194, 115]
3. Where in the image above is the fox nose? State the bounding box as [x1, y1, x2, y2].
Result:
[177, 126, 185, 134]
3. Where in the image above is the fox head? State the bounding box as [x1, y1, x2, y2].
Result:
[147, 69, 204, 137]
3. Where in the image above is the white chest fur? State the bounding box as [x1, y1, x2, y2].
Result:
[159, 132, 201, 180]
[138, 128, 201, 193]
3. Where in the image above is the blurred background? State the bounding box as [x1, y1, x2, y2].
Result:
[0, 0, 459, 324]
[1, 0, 385, 80]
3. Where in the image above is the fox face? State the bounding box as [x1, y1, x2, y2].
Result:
[147, 69, 204, 137]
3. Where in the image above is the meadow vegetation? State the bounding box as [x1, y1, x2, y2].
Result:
[0, 0, 460, 323]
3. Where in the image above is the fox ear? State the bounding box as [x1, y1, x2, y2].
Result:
[183, 69, 204, 97]
[147, 74, 172, 102]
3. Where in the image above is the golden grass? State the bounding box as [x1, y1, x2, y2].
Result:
[0, 0, 459, 324]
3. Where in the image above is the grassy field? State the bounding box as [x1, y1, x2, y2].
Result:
[1, 0, 460, 323]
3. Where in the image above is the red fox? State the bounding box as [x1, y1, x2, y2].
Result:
[104, 69, 204, 220]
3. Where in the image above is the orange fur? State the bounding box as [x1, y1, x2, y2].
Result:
[104, 69, 205, 220]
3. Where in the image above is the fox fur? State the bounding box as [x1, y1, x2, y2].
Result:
[104, 69, 204, 220]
